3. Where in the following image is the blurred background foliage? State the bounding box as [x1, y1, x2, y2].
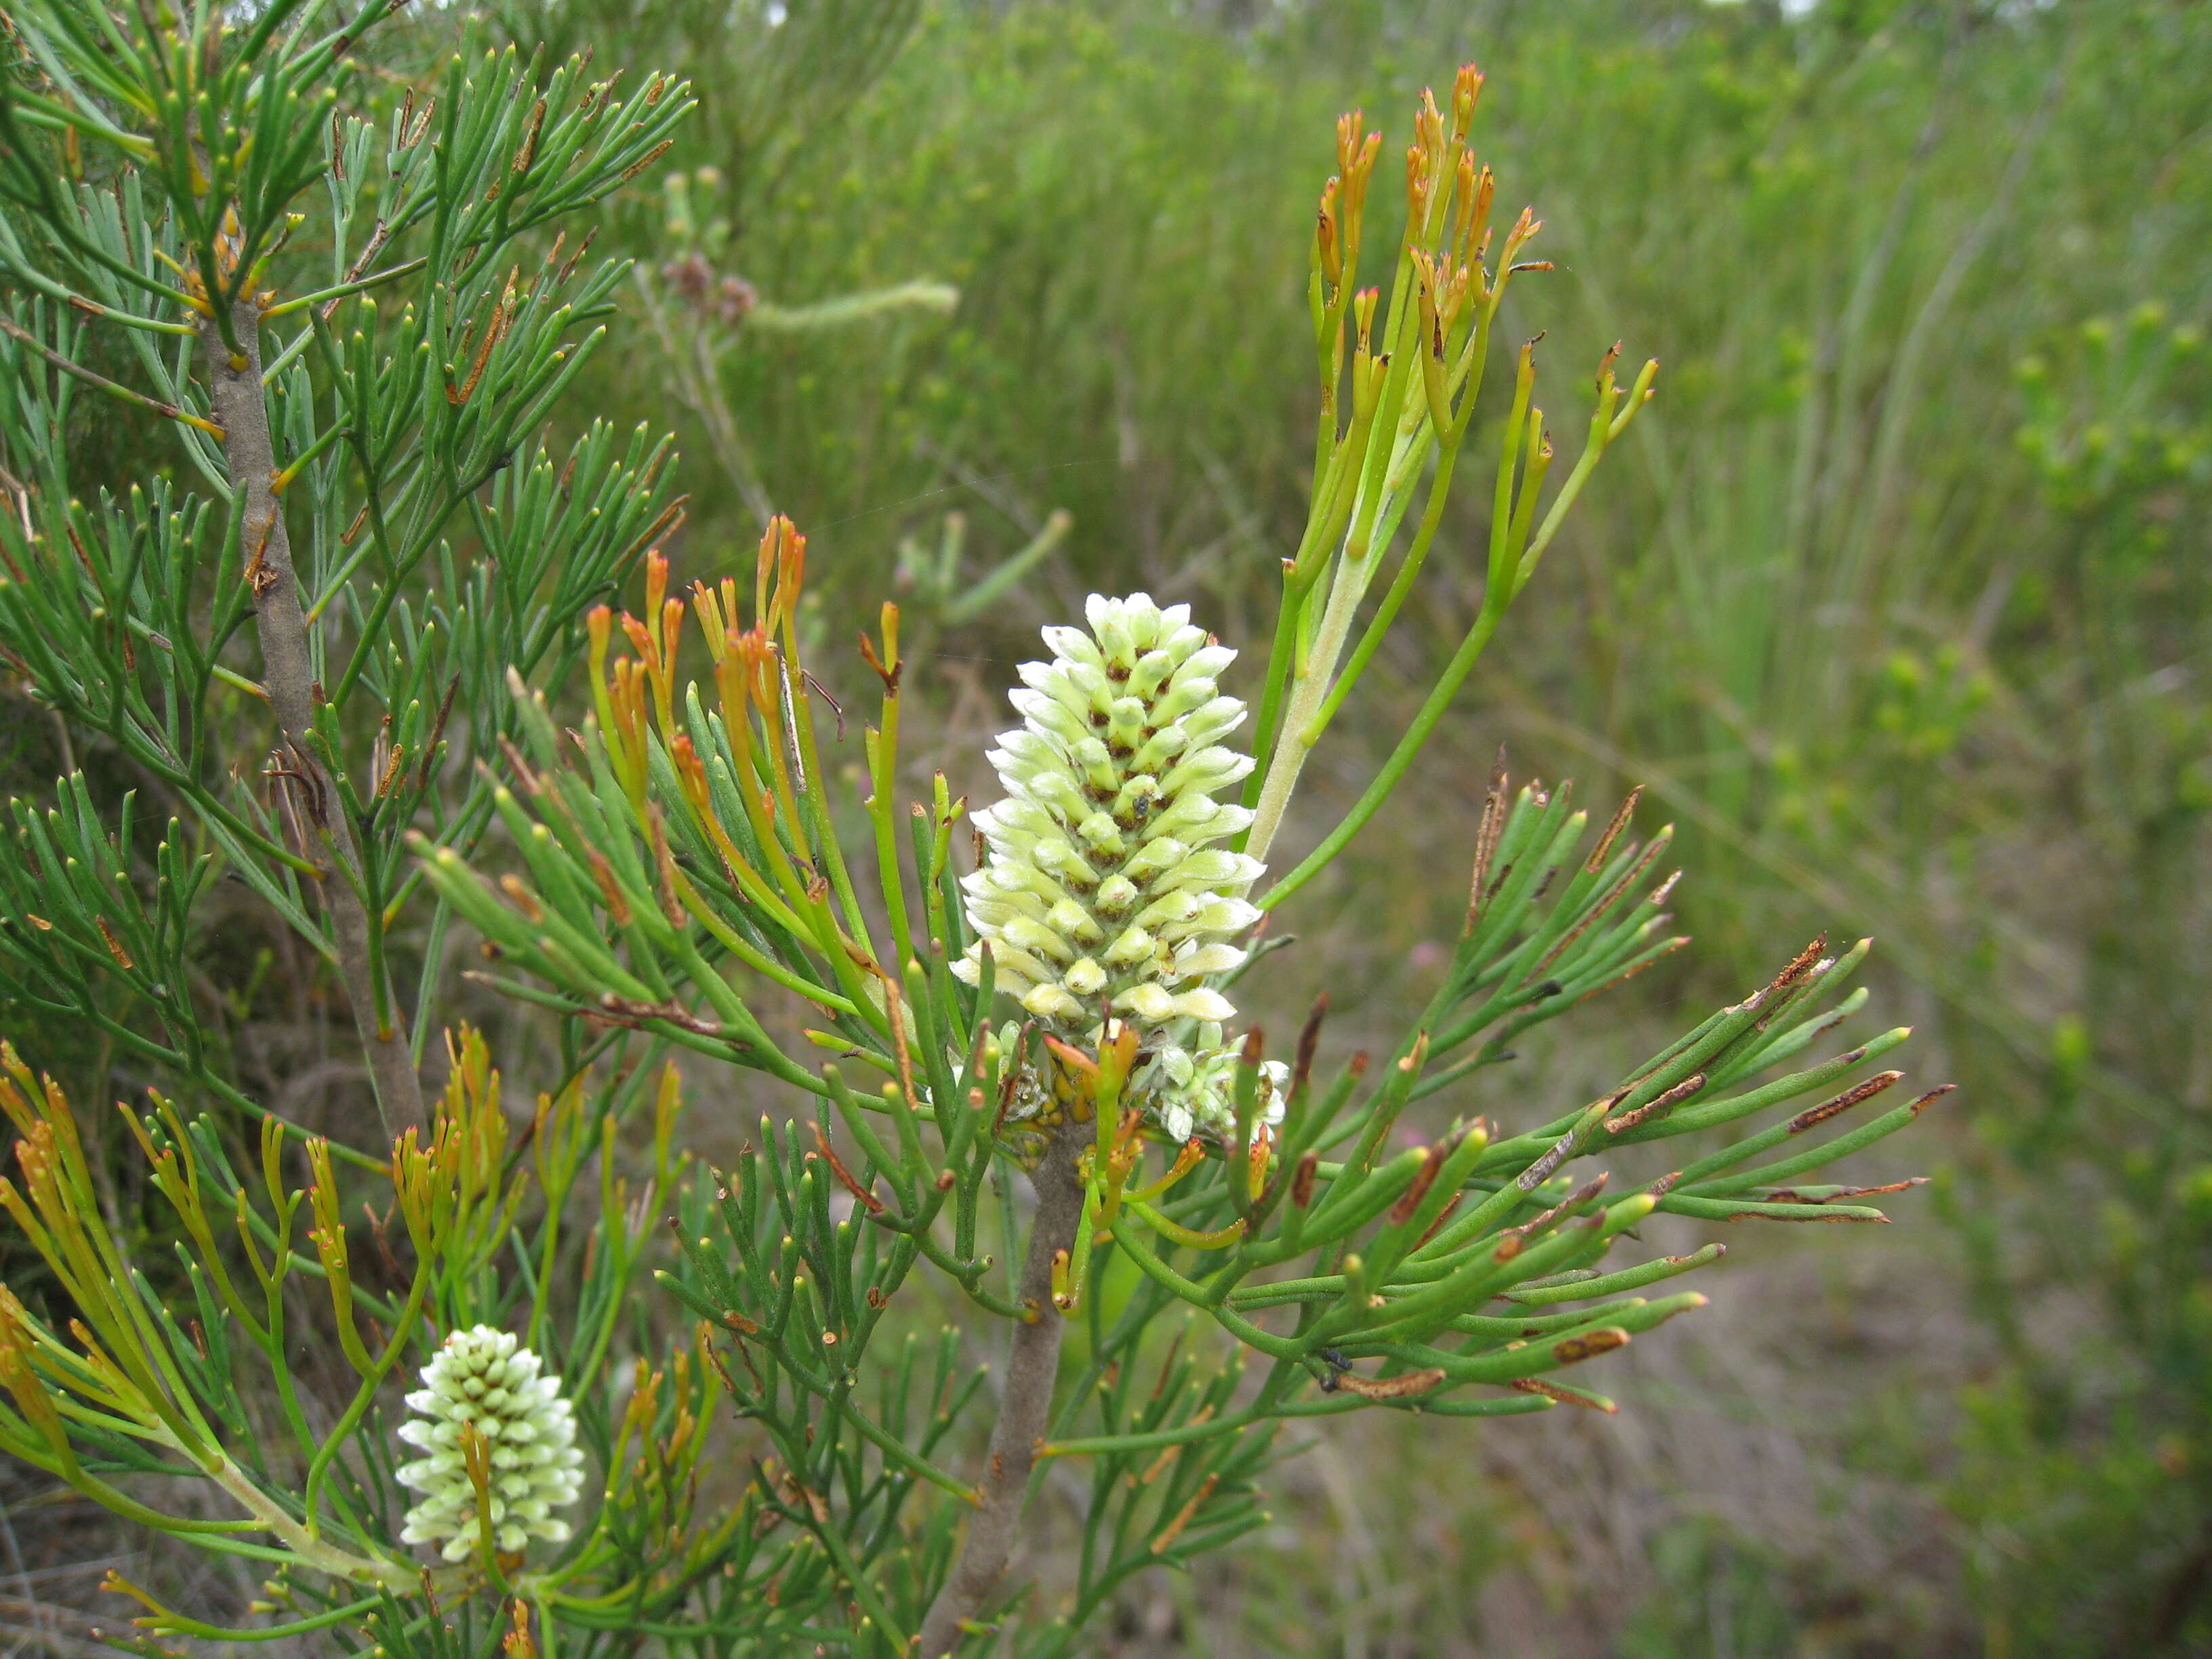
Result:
[5, 0, 2207, 1653]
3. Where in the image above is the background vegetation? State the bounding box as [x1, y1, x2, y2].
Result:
[3, 0, 2206, 1654]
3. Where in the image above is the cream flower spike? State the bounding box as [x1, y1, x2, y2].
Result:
[955, 593, 1262, 1033]
[956, 595, 1288, 1141]
[394, 1326, 585, 1563]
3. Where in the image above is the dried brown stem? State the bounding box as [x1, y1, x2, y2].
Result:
[203, 302, 426, 1144]
[916, 1116, 1090, 1656]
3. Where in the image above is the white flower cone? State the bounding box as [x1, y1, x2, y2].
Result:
[957, 594, 1286, 1141]
[394, 1326, 585, 1563]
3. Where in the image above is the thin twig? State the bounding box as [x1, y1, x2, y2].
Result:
[1, 312, 225, 437]
[201, 302, 426, 1143]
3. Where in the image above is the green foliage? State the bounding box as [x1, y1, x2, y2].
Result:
[0, 1029, 948, 1650]
[0, 2, 1961, 1655]
[0, 0, 689, 1127]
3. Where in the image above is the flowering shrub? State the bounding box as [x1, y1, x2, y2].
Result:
[0, 7, 1940, 1654]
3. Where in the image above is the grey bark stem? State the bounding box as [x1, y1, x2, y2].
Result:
[916, 1118, 1090, 1656]
[203, 302, 426, 1144]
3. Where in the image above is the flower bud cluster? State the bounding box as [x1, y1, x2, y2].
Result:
[958, 595, 1283, 1141]
[956, 594, 1259, 1026]
[1152, 1025, 1288, 1145]
[395, 1326, 584, 1563]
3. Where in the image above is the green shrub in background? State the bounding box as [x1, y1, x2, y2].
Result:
[1944, 300, 2212, 1659]
[0, 3, 1961, 1652]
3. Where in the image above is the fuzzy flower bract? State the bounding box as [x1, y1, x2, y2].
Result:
[395, 1326, 584, 1563]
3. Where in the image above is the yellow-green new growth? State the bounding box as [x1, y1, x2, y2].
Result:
[396, 1326, 584, 1563]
